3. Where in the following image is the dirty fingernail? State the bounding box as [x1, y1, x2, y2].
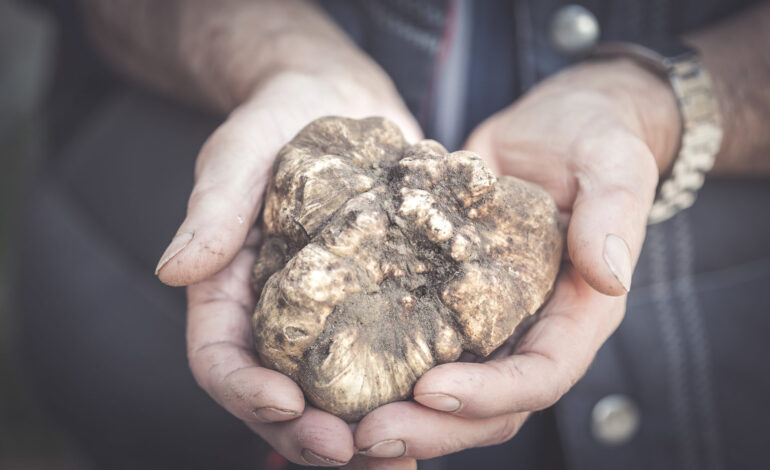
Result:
[603, 234, 632, 292]
[414, 393, 462, 412]
[301, 448, 347, 467]
[359, 439, 406, 458]
[155, 232, 193, 275]
[252, 406, 301, 422]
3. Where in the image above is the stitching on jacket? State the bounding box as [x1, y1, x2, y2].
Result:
[627, 255, 770, 308]
[390, 0, 444, 30]
[649, 222, 699, 469]
[672, 213, 724, 470]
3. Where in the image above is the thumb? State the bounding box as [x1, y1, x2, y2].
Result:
[156, 104, 291, 286]
[567, 129, 659, 296]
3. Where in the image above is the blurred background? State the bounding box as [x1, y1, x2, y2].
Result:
[0, 0, 74, 468]
[1, 1, 767, 469]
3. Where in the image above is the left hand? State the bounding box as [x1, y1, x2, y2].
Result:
[348, 58, 681, 468]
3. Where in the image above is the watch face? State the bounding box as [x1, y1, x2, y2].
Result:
[593, 38, 698, 72]
[637, 36, 699, 67]
[640, 36, 697, 59]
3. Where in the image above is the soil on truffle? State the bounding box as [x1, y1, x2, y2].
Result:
[251, 116, 563, 421]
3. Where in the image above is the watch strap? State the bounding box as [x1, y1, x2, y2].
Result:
[648, 57, 723, 224]
[593, 41, 724, 224]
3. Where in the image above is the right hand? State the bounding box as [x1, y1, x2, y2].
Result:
[156, 66, 421, 467]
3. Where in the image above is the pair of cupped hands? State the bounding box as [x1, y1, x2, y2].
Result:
[155, 56, 680, 469]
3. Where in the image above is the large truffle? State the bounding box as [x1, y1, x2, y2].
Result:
[252, 116, 562, 421]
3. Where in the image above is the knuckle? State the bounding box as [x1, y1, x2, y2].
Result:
[540, 380, 567, 409]
[540, 367, 579, 409]
[359, 404, 411, 441]
[633, 144, 660, 185]
[186, 185, 208, 213]
[186, 349, 211, 391]
[602, 183, 640, 206]
[554, 370, 578, 401]
[489, 415, 523, 446]
[524, 349, 576, 410]
[594, 183, 648, 226]
[545, 360, 589, 408]
[194, 128, 232, 180]
[187, 184, 224, 212]
[434, 434, 468, 458]
[491, 358, 527, 385]
[572, 129, 658, 203]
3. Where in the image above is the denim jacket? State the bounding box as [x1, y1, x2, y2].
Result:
[317, 2, 770, 469]
[25, 1, 770, 469]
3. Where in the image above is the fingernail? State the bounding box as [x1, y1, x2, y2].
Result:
[358, 439, 406, 458]
[252, 406, 301, 422]
[414, 393, 462, 412]
[603, 234, 632, 292]
[155, 232, 193, 275]
[300, 448, 347, 467]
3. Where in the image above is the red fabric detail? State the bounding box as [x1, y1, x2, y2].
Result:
[419, 0, 460, 129]
[266, 450, 288, 470]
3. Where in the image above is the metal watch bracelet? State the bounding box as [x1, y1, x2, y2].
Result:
[592, 42, 724, 225]
[647, 58, 723, 224]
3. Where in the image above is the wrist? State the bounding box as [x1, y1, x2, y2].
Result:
[558, 58, 682, 174]
[179, 0, 381, 112]
[619, 59, 682, 175]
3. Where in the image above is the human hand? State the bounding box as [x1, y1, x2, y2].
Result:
[350, 58, 682, 466]
[156, 65, 421, 467]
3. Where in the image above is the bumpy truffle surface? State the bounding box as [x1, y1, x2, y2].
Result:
[252, 116, 562, 421]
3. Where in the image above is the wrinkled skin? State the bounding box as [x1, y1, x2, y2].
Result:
[252, 117, 563, 421]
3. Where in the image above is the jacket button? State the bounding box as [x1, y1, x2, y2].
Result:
[591, 394, 640, 445]
[549, 4, 600, 57]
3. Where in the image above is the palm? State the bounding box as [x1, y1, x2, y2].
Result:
[163, 72, 422, 466]
[351, 63, 667, 462]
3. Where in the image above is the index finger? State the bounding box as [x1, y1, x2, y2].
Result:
[413, 267, 626, 419]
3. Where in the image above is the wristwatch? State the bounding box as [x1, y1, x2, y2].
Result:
[592, 39, 723, 225]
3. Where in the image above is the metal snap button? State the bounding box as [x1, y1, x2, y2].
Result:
[591, 394, 640, 445]
[549, 4, 600, 57]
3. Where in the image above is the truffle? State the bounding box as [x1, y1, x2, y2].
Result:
[252, 116, 562, 421]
